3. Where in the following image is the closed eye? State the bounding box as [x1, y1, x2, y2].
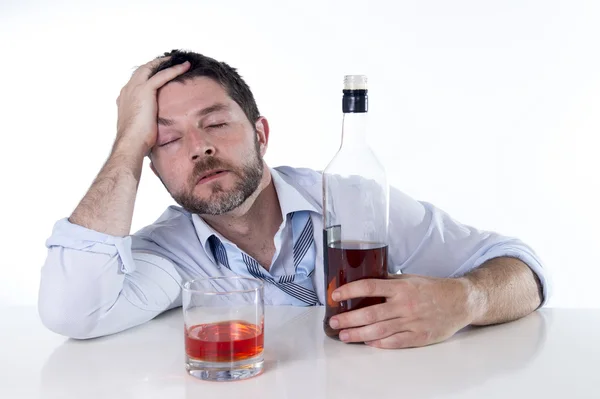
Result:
[208, 123, 227, 129]
[158, 138, 180, 147]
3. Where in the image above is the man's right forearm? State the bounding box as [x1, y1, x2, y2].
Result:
[69, 57, 190, 236]
[69, 140, 145, 237]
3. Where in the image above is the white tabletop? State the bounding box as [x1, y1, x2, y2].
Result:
[1, 305, 598, 399]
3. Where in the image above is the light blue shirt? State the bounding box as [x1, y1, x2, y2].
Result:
[38, 166, 550, 339]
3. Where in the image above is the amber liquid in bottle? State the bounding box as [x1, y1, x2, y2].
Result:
[323, 232, 388, 338]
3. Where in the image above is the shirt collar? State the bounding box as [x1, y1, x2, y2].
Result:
[191, 167, 319, 255]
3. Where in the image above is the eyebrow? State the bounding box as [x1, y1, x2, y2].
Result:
[157, 103, 230, 126]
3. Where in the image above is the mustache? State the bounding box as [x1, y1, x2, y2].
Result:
[189, 157, 236, 185]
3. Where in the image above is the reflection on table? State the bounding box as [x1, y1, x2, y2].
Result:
[38, 306, 549, 399]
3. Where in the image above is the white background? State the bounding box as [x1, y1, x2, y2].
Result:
[0, 0, 598, 308]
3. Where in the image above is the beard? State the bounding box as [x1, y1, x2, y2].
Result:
[170, 142, 264, 216]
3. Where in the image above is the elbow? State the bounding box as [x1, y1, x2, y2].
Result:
[37, 269, 103, 339]
[38, 309, 98, 340]
[38, 292, 100, 340]
[37, 247, 124, 339]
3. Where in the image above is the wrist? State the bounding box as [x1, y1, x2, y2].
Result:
[113, 132, 152, 158]
[107, 137, 147, 182]
[457, 276, 488, 326]
[111, 137, 148, 166]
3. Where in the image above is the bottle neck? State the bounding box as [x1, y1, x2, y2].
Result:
[341, 88, 368, 148]
[341, 112, 368, 148]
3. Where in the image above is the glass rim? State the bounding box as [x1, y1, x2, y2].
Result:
[182, 276, 264, 295]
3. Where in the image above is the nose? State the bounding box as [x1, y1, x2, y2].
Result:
[187, 130, 216, 161]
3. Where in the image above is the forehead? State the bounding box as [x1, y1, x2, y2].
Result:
[157, 76, 233, 116]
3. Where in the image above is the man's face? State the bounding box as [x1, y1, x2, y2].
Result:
[150, 76, 266, 215]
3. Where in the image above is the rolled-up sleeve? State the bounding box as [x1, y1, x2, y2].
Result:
[38, 218, 183, 339]
[387, 188, 550, 306]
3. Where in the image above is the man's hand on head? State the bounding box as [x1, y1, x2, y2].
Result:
[114, 56, 191, 157]
[68, 55, 191, 236]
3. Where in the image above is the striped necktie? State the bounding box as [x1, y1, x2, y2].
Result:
[208, 211, 319, 305]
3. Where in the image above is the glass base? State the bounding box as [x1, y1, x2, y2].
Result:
[186, 355, 264, 381]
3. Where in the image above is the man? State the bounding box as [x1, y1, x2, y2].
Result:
[39, 50, 549, 348]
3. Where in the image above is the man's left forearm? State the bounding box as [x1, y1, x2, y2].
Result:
[461, 257, 543, 326]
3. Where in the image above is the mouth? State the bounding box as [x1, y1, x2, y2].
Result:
[196, 169, 228, 185]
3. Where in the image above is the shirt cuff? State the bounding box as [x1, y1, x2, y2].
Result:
[471, 244, 551, 307]
[45, 218, 137, 273]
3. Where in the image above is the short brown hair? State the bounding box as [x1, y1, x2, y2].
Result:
[150, 49, 260, 125]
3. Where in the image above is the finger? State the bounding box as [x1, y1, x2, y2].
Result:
[129, 56, 171, 82]
[365, 332, 417, 349]
[339, 318, 409, 343]
[329, 302, 401, 329]
[332, 279, 394, 302]
[147, 60, 191, 89]
[140, 56, 171, 70]
[387, 273, 414, 279]
[129, 56, 174, 85]
[366, 329, 435, 349]
[147, 55, 170, 66]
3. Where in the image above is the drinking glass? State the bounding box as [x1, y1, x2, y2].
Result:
[183, 276, 265, 381]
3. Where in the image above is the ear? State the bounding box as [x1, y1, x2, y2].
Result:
[254, 117, 270, 157]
